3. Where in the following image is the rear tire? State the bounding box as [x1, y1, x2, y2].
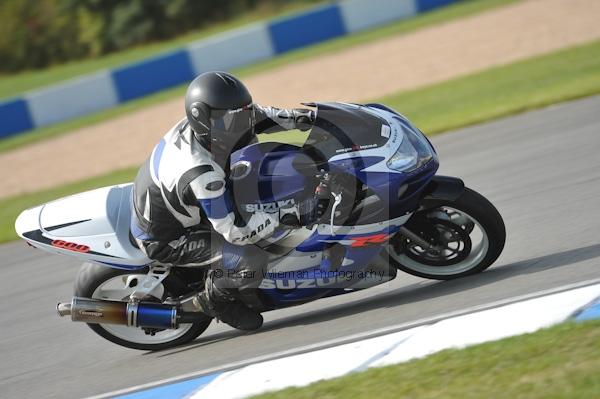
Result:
[386, 187, 505, 280]
[74, 263, 211, 351]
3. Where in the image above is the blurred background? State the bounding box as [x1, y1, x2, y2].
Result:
[2, 1, 600, 398]
[0, 0, 322, 72]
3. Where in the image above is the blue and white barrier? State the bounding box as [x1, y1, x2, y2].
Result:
[186, 24, 275, 75]
[25, 71, 118, 127]
[96, 281, 600, 399]
[0, 0, 460, 140]
[339, 0, 417, 33]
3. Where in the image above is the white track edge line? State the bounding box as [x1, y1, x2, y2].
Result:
[87, 277, 600, 399]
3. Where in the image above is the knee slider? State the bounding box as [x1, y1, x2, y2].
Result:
[221, 242, 267, 272]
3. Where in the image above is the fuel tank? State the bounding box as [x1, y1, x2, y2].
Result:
[229, 142, 320, 214]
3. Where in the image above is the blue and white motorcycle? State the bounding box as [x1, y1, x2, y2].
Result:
[15, 102, 505, 350]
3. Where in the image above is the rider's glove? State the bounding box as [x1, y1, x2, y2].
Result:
[279, 198, 318, 228]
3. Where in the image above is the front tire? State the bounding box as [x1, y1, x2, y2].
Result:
[386, 187, 505, 280]
[74, 263, 212, 351]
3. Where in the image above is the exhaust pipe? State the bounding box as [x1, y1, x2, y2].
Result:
[57, 302, 72, 317]
[56, 297, 203, 329]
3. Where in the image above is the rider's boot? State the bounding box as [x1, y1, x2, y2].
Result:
[194, 272, 263, 331]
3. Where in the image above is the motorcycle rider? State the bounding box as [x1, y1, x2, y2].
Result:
[130, 71, 316, 331]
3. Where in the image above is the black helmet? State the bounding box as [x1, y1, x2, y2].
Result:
[185, 72, 255, 163]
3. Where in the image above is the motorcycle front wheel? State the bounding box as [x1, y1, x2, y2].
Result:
[385, 187, 505, 280]
[74, 263, 212, 351]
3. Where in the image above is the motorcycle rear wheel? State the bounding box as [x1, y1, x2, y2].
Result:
[385, 187, 505, 280]
[74, 263, 212, 351]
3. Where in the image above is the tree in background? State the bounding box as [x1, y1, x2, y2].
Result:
[0, 0, 83, 71]
[0, 0, 317, 73]
[69, 0, 245, 53]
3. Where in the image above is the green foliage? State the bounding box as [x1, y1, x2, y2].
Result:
[0, 0, 320, 73]
[0, 0, 84, 71]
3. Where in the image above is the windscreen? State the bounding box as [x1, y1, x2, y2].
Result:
[302, 102, 389, 162]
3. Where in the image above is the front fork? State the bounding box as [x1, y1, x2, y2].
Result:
[393, 175, 466, 251]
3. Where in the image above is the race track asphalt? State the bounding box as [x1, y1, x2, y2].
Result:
[2, 95, 600, 399]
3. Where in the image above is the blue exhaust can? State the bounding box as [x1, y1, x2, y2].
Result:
[135, 303, 177, 329]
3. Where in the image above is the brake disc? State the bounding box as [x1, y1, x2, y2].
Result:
[401, 218, 472, 267]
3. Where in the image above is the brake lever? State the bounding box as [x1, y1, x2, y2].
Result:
[330, 192, 342, 235]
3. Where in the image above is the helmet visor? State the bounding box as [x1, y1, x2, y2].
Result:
[205, 104, 256, 160]
[209, 105, 254, 137]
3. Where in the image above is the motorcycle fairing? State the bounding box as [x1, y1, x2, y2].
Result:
[14, 102, 440, 309]
[302, 102, 390, 161]
[324, 104, 439, 220]
[231, 103, 438, 227]
[257, 244, 393, 309]
[230, 142, 317, 209]
[15, 184, 149, 269]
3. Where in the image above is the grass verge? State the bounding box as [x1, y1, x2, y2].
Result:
[2, 40, 600, 244]
[0, 0, 517, 154]
[381, 40, 600, 134]
[252, 320, 600, 399]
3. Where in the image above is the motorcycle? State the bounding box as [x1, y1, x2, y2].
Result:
[15, 102, 505, 350]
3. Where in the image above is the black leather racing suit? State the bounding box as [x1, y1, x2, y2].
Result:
[130, 105, 314, 294]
